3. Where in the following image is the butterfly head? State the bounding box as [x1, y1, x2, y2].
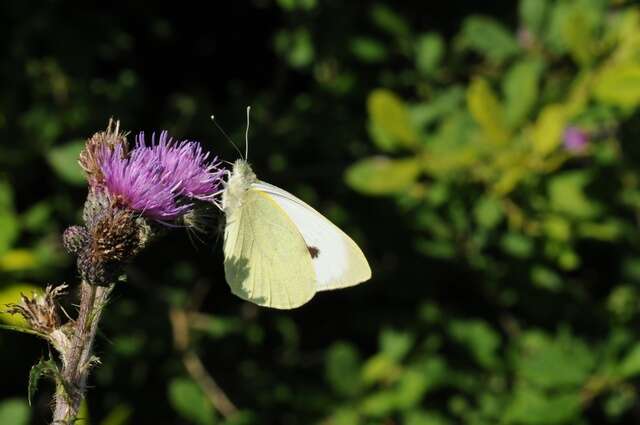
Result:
[222, 159, 257, 213]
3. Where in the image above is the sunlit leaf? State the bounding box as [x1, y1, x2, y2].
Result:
[467, 78, 509, 143]
[0, 284, 41, 326]
[532, 104, 567, 155]
[593, 64, 640, 109]
[368, 89, 418, 149]
[345, 156, 420, 195]
[0, 249, 38, 272]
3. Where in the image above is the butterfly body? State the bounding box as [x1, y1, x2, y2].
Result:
[221, 159, 371, 309]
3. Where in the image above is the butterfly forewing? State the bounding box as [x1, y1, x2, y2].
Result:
[223, 189, 316, 309]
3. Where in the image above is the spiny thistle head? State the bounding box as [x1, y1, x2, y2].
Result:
[100, 131, 224, 221]
[67, 121, 225, 285]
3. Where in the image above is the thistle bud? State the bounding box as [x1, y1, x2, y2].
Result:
[62, 226, 89, 255]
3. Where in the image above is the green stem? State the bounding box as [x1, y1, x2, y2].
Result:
[51, 281, 113, 425]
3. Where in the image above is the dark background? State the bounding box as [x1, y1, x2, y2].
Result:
[2, 1, 640, 424]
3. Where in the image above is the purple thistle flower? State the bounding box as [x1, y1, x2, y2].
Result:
[100, 132, 223, 221]
[563, 126, 589, 153]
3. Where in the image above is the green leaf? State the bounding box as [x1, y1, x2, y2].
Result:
[359, 389, 398, 417]
[21, 202, 52, 232]
[0, 399, 30, 425]
[618, 343, 640, 378]
[548, 171, 601, 219]
[500, 232, 533, 259]
[380, 328, 414, 362]
[467, 78, 509, 143]
[394, 368, 429, 409]
[516, 331, 595, 389]
[593, 64, 640, 109]
[519, 0, 548, 33]
[473, 197, 504, 229]
[531, 265, 563, 291]
[368, 89, 418, 149]
[505, 388, 581, 425]
[100, 404, 132, 425]
[448, 320, 501, 368]
[362, 354, 402, 384]
[0, 180, 19, 255]
[410, 86, 465, 128]
[168, 377, 215, 425]
[503, 59, 543, 128]
[404, 410, 451, 425]
[371, 4, 410, 38]
[604, 387, 636, 419]
[326, 409, 360, 425]
[459, 16, 519, 64]
[415, 33, 444, 76]
[532, 104, 567, 155]
[559, 1, 603, 65]
[345, 156, 420, 195]
[350, 37, 388, 63]
[276, 0, 316, 11]
[28, 357, 60, 405]
[274, 29, 315, 69]
[325, 342, 362, 397]
[46, 140, 86, 185]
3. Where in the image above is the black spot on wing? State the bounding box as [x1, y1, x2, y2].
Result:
[307, 246, 320, 259]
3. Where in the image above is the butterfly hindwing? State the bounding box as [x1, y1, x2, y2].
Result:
[251, 181, 372, 291]
[223, 188, 316, 309]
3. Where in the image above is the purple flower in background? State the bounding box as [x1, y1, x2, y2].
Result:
[563, 126, 589, 153]
[100, 132, 223, 221]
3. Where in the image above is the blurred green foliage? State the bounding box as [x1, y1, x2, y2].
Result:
[2, 0, 640, 424]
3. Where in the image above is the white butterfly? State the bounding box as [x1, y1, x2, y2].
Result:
[218, 111, 371, 309]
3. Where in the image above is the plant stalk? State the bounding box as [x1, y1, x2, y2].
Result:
[51, 280, 113, 424]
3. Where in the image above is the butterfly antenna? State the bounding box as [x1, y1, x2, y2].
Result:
[210, 115, 243, 159]
[245, 106, 251, 160]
